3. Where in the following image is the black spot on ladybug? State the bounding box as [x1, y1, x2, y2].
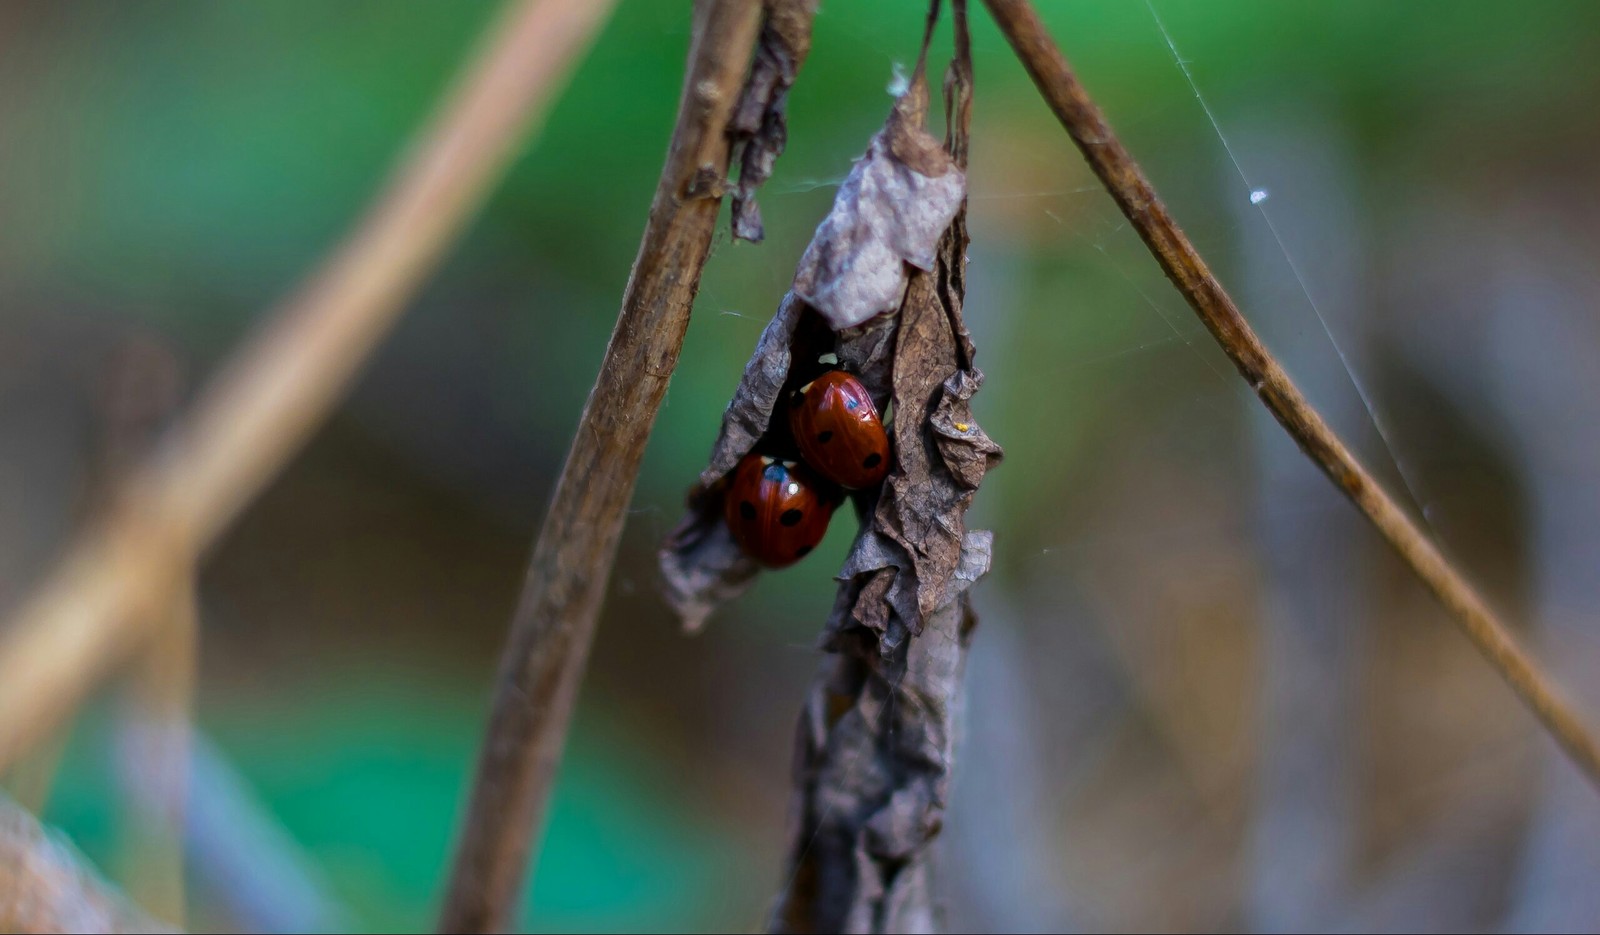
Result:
[795, 545, 813, 558]
[739, 500, 757, 520]
[816, 430, 834, 444]
[780, 509, 803, 526]
[863, 452, 882, 469]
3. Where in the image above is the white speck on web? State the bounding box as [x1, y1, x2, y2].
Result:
[1145, 0, 1432, 526]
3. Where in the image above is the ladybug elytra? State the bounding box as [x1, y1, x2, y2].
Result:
[788, 370, 890, 490]
[723, 453, 837, 568]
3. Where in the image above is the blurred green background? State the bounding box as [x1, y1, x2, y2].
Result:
[5, 1, 1600, 931]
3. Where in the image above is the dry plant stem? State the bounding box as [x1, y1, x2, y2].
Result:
[436, 2, 762, 931]
[981, 0, 1600, 791]
[0, 791, 173, 934]
[0, 0, 613, 773]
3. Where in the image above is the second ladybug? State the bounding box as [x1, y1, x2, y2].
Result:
[724, 453, 837, 568]
[788, 370, 891, 490]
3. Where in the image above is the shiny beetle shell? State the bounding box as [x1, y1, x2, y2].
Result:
[723, 454, 836, 568]
[788, 370, 890, 490]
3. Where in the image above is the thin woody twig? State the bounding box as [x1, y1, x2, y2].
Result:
[981, 0, 1600, 792]
[436, 2, 763, 931]
[0, 0, 613, 774]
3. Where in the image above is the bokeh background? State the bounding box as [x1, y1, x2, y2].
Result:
[5, 0, 1600, 931]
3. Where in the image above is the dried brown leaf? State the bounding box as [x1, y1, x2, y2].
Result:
[729, 0, 818, 242]
[773, 594, 976, 934]
[791, 92, 966, 331]
[657, 293, 806, 630]
[825, 205, 1001, 643]
[772, 6, 998, 929]
[659, 485, 761, 634]
[661, 79, 979, 632]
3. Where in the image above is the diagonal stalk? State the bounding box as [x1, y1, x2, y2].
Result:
[436, 2, 763, 931]
[0, 0, 613, 775]
[981, 0, 1600, 792]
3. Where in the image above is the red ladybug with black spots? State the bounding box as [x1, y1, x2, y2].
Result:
[788, 369, 890, 490]
[723, 453, 837, 568]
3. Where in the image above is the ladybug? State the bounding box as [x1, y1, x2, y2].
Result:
[788, 369, 890, 490]
[724, 453, 836, 568]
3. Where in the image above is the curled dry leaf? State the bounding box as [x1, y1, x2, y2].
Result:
[774, 595, 977, 934]
[661, 4, 998, 925]
[774, 141, 999, 935]
[659, 485, 761, 635]
[791, 92, 967, 331]
[660, 293, 804, 632]
[699, 292, 808, 488]
[773, 4, 998, 925]
[825, 222, 1002, 648]
[659, 75, 990, 637]
[729, 0, 819, 243]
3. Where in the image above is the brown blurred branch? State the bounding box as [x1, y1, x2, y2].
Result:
[0, 0, 614, 773]
[0, 791, 173, 934]
[982, 0, 1600, 792]
[435, 3, 763, 931]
